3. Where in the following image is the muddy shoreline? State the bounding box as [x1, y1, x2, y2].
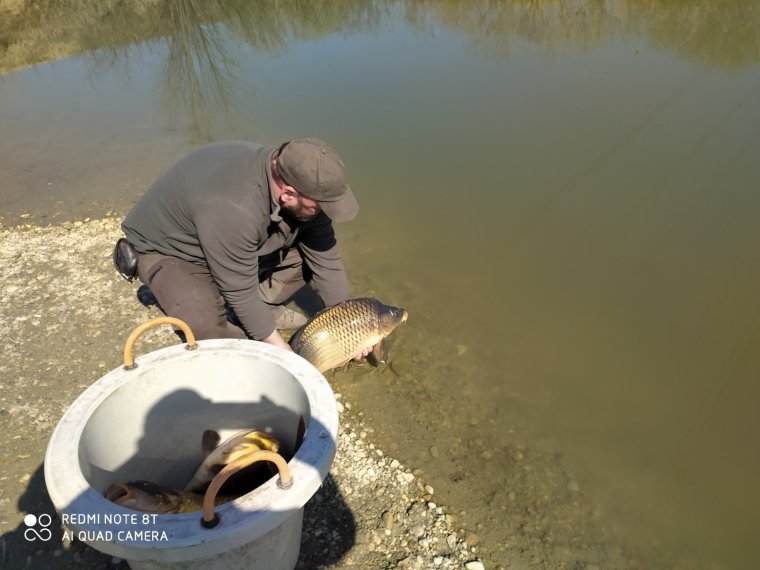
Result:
[0, 217, 489, 569]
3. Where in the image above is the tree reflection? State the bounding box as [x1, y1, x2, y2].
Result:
[154, 0, 384, 140]
[160, 0, 239, 141]
[1, 0, 758, 138]
[159, 0, 385, 139]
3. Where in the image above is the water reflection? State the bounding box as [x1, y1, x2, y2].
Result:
[409, 0, 760, 68]
[2, 0, 759, 139]
[151, 0, 385, 139]
[0, 0, 384, 139]
[160, 1, 240, 140]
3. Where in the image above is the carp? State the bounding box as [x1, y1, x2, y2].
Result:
[183, 429, 280, 492]
[104, 480, 232, 515]
[290, 297, 408, 373]
[105, 430, 283, 514]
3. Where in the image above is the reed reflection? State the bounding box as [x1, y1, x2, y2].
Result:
[405, 0, 760, 68]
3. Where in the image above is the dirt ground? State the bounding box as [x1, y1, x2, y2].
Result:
[0, 217, 489, 570]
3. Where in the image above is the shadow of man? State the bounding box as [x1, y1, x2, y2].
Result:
[1, 464, 125, 569]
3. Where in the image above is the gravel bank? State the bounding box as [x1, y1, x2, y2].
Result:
[0, 217, 488, 569]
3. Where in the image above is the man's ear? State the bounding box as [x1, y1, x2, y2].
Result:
[281, 187, 298, 202]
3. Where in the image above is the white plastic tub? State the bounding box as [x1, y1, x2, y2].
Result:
[45, 318, 338, 569]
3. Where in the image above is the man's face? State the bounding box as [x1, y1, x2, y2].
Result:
[272, 158, 322, 221]
[282, 193, 321, 222]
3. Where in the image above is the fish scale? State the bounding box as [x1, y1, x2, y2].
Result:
[291, 298, 408, 373]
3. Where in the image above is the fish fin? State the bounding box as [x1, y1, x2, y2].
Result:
[202, 430, 221, 458]
[184, 430, 235, 492]
[367, 338, 389, 367]
[320, 358, 352, 373]
[183, 474, 206, 493]
[104, 482, 131, 502]
[184, 461, 221, 492]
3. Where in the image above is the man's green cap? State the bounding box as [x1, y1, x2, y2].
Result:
[277, 138, 359, 223]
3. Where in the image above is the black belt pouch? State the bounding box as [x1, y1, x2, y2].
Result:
[112, 238, 140, 282]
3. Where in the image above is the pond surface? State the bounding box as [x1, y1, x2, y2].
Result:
[2, 1, 760, 568]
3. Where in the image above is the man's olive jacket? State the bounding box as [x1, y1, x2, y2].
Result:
[122, 141, 350, 340]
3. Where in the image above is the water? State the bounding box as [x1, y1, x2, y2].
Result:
[2, 1, 759, 568]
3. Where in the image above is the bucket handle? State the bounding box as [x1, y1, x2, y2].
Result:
[123, 317, 198, 370]
[201, 450, 292, 528]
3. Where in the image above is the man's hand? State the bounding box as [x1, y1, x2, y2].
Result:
[262, 330, 294, 352]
